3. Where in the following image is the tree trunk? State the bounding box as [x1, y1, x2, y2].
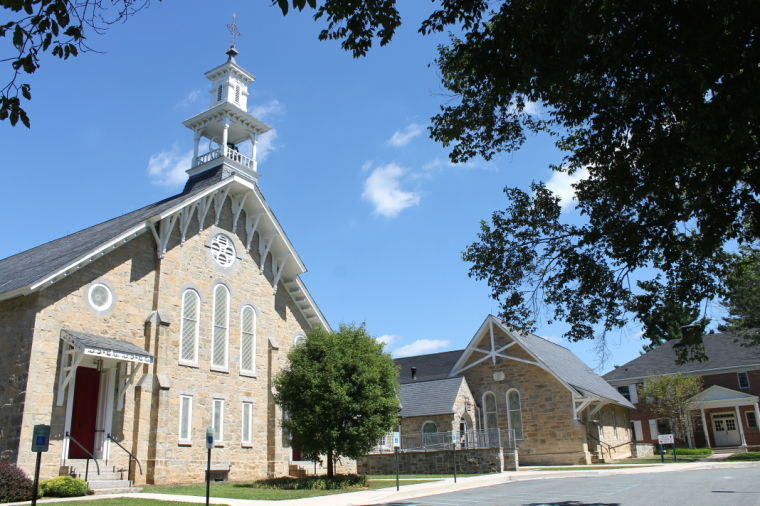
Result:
[326, 449, 334, 479]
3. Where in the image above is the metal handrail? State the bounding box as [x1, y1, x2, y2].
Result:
[64, 432, 100, 481]
[107, 433, 142, 486]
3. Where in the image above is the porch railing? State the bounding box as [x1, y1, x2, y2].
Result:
[370, 428, 516, 454]
[63, 432, 100, 481]
[106, 433, 142, 487]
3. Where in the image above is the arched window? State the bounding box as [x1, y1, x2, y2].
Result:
[179, 289, 200, 365]
[422, 421, 438, 434]
[507, 389, 523, 440]
[240, 305, 256, 375]
[211, 284, 230, 369]
[483, 392, 498, 430]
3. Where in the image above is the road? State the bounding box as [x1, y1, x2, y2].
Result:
[386, 468, 760, 506]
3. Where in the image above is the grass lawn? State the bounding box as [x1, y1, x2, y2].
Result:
[142, 479, 439, 500]
[725, 451, 760, 461]
[42, 500, 212, 506]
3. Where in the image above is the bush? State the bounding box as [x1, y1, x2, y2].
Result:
[725, 451, 760, 461]
[675, 448, 712, 456]
[40, 476, 89, 497]
[0, 461, 34, 503]
[252, 474, 368, 490]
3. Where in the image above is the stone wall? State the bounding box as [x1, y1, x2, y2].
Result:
[594, 404, 633, 460]
[357, 448, 504, 475]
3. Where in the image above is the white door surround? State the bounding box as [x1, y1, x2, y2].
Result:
[711, 412, 741, 447]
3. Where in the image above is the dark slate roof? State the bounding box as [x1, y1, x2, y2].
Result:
[394, 350, 464, 384]
[62, 329, 153, 361]
[517, 332, 634, 408]
[399, 377, 465, 417]
[0, 168, 227, 297]
[603, 332, 760, 382]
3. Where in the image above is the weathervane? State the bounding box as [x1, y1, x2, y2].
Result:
[226, 13, 241, 48]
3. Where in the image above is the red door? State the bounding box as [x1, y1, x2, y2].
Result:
[292, 448, 302, 461]
[69, 367, 100, 458]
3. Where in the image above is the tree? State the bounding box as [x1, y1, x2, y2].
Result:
[273, 323, 398, 478]
[640, 374, 703, 446]
[719, 246, 760, 345]
[271, 0, 758, 349]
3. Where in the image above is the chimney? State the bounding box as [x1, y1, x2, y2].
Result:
[411, 367, 417, 380]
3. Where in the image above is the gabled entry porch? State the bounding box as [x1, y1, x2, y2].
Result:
[687, 385, 760, 449]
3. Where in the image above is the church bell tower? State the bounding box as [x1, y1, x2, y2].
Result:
[182, 18, 271, 181]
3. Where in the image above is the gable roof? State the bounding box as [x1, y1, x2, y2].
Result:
[399, 377, 467, 417]
[0, 166, 329, 330]
[603, 332, 760, 382]
[394, 350, 463, 384]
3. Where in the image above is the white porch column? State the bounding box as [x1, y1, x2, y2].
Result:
[700, 409, 711, 448]
[755, 403, 760, 432]
[735, 405, 747, 446]
[192, 131, 201, 163]
[251, 132, 258, 171]
[221, 118, 230, 155]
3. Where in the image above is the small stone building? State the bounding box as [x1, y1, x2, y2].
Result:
[604, 332, 760, 454]
[0, 46, 329, 485]
[394, 316, 634, 464]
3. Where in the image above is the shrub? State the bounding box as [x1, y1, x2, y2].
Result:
[40, 476, 89, 497]
[252, 474, 368, 490]
[725, 451, 760, 461]
[675, 448, 712, 456]
[0, 461, 34, 503]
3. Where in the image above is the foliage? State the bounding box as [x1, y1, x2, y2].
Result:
[0, 0, 151, 127]
[273, 0, 759, 348]
[251, 474, 368, 490]
[40, 475, 89, 497]
[725, 451, 760, 461]
[674, 448, 711, 456]
[641, 374, 703, 444]
[0, 461, 34, 503]
[719, 246, 760, 345]
[273, 323, 398, 478]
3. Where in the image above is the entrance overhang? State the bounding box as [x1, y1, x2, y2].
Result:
[687, 385, 758, 410]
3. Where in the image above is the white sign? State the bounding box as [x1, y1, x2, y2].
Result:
[392, 431, 400, 448]
[206, 428, 215, 449]
[658, 433, 674, 444]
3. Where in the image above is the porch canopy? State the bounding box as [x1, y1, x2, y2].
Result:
[57, 329, 153, 407]
[688, 385, 760, 448]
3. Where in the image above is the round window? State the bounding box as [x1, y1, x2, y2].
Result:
[88, 283, 113, 312]
[210, 234, 236, 267]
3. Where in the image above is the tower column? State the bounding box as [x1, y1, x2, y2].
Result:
[250, 131, 258, 172]
[192, 131, 201, 164]
[221, 117, 230, 156]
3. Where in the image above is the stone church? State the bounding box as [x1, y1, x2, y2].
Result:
[0, 44, 327, 486]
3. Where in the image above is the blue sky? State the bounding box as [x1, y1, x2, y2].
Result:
[0, 1, 685, 372]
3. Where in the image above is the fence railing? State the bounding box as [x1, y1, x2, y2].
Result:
[370, 428, 515, 453]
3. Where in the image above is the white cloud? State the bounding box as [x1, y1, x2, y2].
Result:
[393, 339, 450, 358]
[362, 163, 421, 218]
[252, 99, 285, 120]
[256, 129, 278, 163]
[387, 123, 425, 147]
[522, 100, 542, 117]
[545, 167, 589, 210]
[176, 89, 201, 108]
[147, 146, 192, 187]
[376, 334, 398, 348]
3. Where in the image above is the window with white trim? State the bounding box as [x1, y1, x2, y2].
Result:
[241, 401, 253, 445]
[212, 398, 224, 443]
[738, 372, 750, 390]
[617, 386, 631, 401]
[179, 395, 193, 443]
[507, 389, 523, 440]
[179, 289, 200, 365]
[240, 305, 256, 375]
[483, 392, 498, 430]
[211, 284, 230, 369]
[746, 411, 758, 430]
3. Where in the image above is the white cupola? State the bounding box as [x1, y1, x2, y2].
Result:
[182, 44, 271, 181]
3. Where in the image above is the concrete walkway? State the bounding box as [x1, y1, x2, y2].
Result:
[10, 460, 760, 506]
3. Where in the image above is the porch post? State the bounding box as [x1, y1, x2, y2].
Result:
[755, 403, 760, 432]
[700, 409, 711, 448]
[735, 405, 747, 447]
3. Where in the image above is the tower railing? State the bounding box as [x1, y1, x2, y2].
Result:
[193, 146, 256, 171]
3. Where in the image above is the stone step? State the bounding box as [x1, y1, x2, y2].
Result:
[88, 479, 133, 490]
[84, 472, 124, 480]
[91, 487, 142, 495]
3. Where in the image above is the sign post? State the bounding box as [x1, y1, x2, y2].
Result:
[657, 434, 675, 463]
[451, 431, 457, 483]
[205, 428, 215, 506]
[31, 424, 50, 506]
[392, 431, 400, 491]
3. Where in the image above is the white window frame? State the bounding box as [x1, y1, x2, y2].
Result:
[738, 372, 751, 390]
[178, 395, 193, 445]
[745, 410, 758, 430]
[210, 284, 230, 372]
[506, 389, 523, 440]
[179, 289, 200, 367]
[239, 305, 257, 376]
[212, 398, 225, 445]
[241, 401, 253, 446]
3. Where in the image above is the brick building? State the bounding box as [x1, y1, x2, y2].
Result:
[393, 315, 634, 465]
[604, 333, 760, 454]
[0, 46, 329, 486]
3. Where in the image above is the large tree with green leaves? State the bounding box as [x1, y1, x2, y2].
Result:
[273, 323, 398, 478]
[719, 246, 760, 345]
[640, 374, 703, 445]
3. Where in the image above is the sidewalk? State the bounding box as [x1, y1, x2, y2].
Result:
[11, 460, 760, 506]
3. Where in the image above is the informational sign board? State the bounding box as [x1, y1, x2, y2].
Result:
[206, 428, 215, 449]
[451, 431, 458, 444]
[658, 434, 674, 444]
[392, 431, 400, 448]
[31, 425, 50, 453]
